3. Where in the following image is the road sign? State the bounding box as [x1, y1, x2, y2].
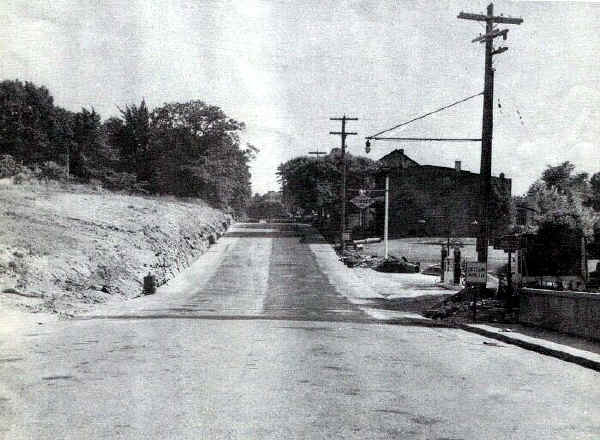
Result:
[342, 232, 351, 241]
[350, 194, 375, 209]
[465, 262, 487, 285]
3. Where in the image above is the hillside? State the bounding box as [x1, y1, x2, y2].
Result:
[0, 180, 230, 316]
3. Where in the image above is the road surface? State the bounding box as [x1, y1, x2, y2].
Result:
[1, 223, 599, 439]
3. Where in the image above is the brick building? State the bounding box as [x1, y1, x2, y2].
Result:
[375, 149, 512, 238]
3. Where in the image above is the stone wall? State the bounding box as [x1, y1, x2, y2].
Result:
[519, 288, 600, 341]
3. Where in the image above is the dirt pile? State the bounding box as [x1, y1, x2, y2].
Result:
[340, 248, 421, 273]
[422, 287, 517, 324]
[0, 181, 230, 316]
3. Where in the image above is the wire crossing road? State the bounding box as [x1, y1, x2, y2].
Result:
[1, 223, 599, 439]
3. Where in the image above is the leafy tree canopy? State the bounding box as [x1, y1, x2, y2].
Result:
[277, 152, 378, 218]
[0, 80, 254, 215]
[523, 161, 599, 237]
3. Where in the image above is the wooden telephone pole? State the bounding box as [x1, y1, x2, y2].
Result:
[458, 3, 523, 266]
[330, 115, 358, 254]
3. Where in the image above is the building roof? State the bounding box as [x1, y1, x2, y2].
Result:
[378, 149, 419, 168]
[379, 150, 510, 182]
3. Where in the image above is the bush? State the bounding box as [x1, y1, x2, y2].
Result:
[101, 170, 148, 193]
[40, 161, 67, 181]
[13, 168, 35, 184]
[0, 155, 18, 178]
[1, 155, 39, 183]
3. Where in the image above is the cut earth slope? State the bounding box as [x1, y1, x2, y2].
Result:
[0, 180, 230, 316]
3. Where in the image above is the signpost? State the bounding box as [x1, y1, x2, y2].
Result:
[350, 193, 374, 243]
[493, 234, 522, 297]
[350, 193, 375, 209]
[465, 261, 487, 285]
[465, 261, 487, 321]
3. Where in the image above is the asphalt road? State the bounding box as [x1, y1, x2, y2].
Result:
[1, 223, 599, 439]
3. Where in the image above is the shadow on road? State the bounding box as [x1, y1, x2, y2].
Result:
[225, 223, 328, 243]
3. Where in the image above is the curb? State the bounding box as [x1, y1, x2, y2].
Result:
[459, 324, 600, 373]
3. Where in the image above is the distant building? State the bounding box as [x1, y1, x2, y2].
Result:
[262, 190, 282, 204]
[376, 149, 512, 237]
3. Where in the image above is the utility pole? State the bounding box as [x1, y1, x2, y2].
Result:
[458, 3, 523, 266]
[384, 174, 389, 259]
[330, 115, 358, 254]
[65, 143, 70, 180]
[309, 150, 327, 219]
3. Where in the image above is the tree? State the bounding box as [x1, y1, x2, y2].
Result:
[525, 163, 599, 238]
[247, 195, 286, 220]
[147, 100, 252, 212]
[277, 151, 378, 219]
[541, 161, 575, 192]
[70, 107, 109, 179]
[0, 79, 253, 211]
[106, 100, 152, 180]
[586, 172, 600, 211]
[0, 79, 64, 164]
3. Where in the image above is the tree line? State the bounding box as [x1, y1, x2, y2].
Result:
[0, 79, 253, 214]
[277, 150, 378, 219]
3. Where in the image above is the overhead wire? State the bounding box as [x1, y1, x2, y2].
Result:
[366, 92, 483, 139]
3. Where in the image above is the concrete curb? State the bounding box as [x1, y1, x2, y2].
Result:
[460, 323, 600, 373]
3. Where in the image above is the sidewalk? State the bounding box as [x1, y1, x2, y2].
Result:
[460, 322, 600, 372]
[307, 224, 600, 372]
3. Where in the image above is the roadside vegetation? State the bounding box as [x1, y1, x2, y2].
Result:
[515, 161, 600, 240]
[0, 78, 252, 315]
[0, 79, 254, 215]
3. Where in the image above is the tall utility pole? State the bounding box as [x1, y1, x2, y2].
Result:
[458, 3, 523, 266]
[330, 115, 358, 254]
[309, 150, 327, 219]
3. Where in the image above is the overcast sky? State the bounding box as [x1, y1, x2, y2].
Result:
[2, 0, 599, 195]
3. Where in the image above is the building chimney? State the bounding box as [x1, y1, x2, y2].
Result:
[455, 160, 461, 172]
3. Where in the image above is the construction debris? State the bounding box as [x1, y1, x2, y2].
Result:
[422, 287, 517, 323]
[340, 250, 420, 273]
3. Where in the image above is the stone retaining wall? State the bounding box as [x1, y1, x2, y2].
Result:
[519, 288, 600, 341]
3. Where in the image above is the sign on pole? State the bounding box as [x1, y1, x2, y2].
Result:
[350, 194, 375, 210]
[465, 261, 487, 285]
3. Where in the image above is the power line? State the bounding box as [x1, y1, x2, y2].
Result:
[366, 92, 483, 140]
[369, 137, 481, 142]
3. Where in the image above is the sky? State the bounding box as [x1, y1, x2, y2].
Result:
[1, 0, 599, 196]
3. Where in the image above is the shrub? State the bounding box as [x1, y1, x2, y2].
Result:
[102, 170, 142, 192]
[0, 155, 18, 178]
[13, 168, 35, 184]
[40, 161, 67, 181]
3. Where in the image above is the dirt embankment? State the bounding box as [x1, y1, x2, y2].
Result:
[0, 181, 230, 316]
